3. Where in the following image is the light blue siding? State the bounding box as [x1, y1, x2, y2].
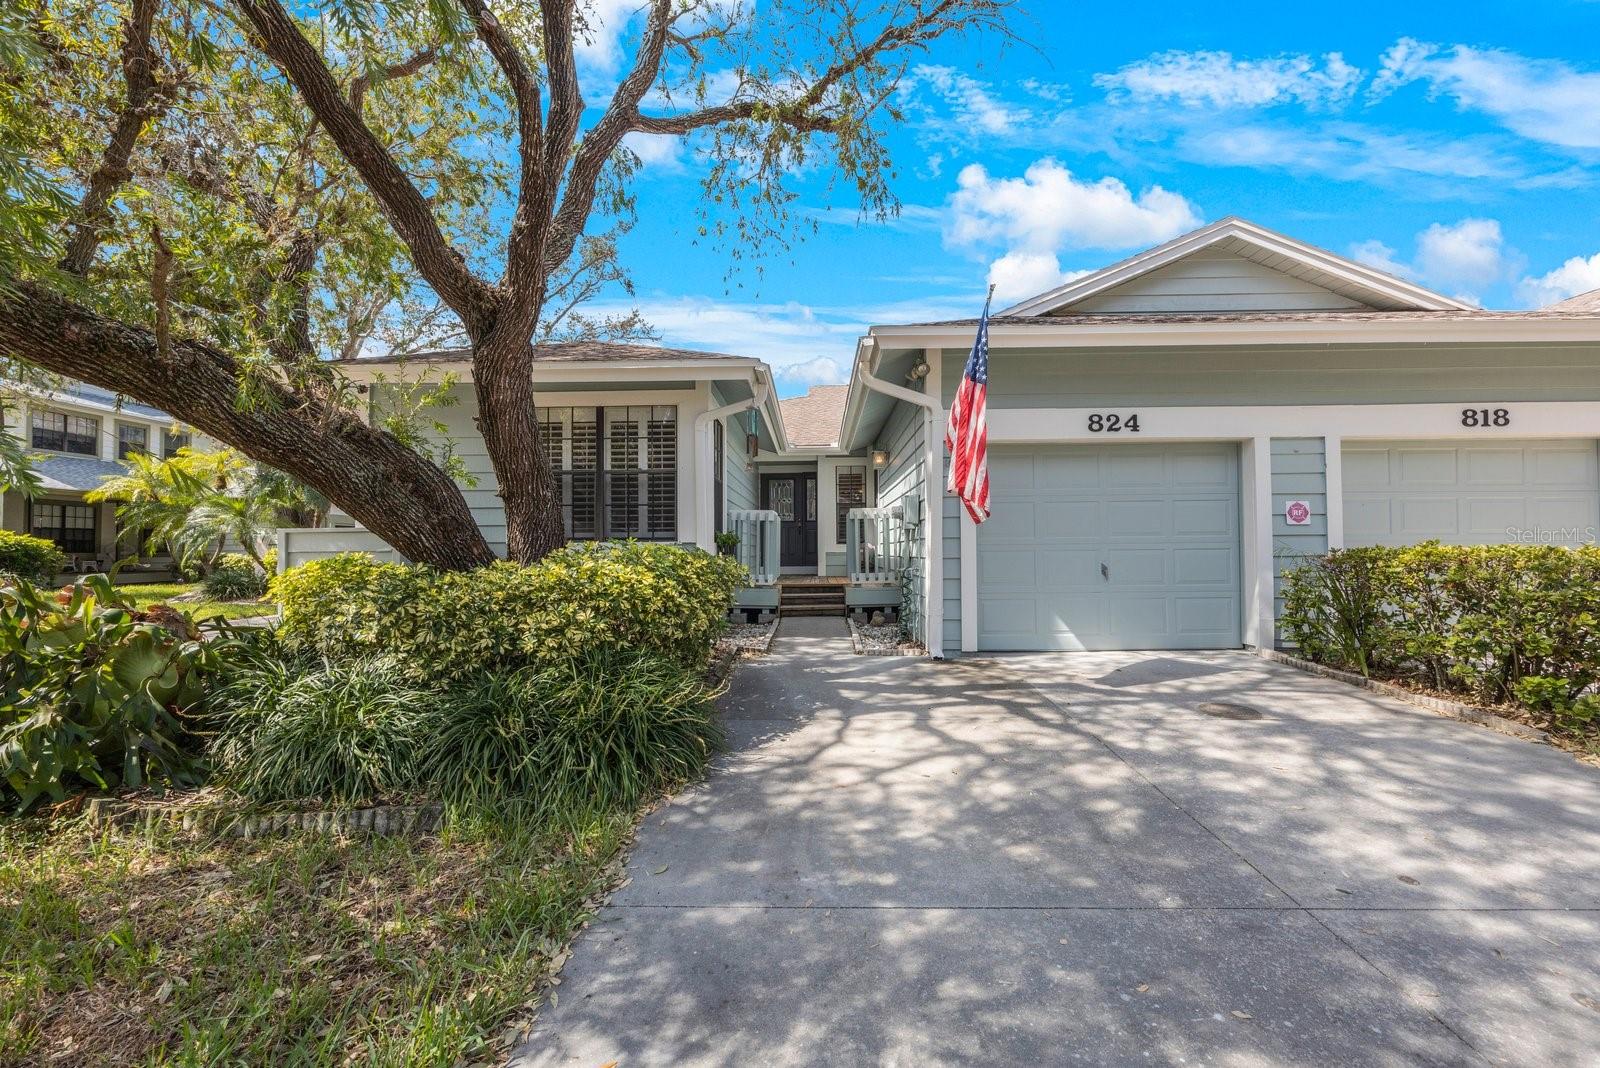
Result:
[941, 343, 1600, 410]
[1062, 253, 1366, 315]
[1270, 438, 1328, 634]
[942, 471, 961, 655]
[713, 387, 759, 521]
[873, 399, 928, 645]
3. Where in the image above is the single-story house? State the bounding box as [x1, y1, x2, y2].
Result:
[287, 216, 1600, 658]
[1, 381, 209, 578]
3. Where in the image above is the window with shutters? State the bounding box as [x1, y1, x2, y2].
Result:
[835, 466, 867, 542]
[536, 405, 677, 541]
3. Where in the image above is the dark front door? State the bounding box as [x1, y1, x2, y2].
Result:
[762, 473, 817, 568]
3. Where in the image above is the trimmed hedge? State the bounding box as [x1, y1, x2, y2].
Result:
[271, 542, 747, 681]
[1280, 542, 1600, 734]
[0, 530, 65, 586]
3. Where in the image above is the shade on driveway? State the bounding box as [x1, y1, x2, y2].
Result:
[514, 618, 1600, 1066]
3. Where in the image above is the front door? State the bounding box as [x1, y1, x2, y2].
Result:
[762, 474, 818, 568]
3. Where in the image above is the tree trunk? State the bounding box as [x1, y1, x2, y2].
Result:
[0, 280, 496, 571]
[472, 338, 567, 564]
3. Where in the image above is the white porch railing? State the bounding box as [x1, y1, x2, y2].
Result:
[729, 509, 781, 586]
[845, 507, 905, 584]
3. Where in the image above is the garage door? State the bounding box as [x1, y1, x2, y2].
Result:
[1343, 440, 1600, 547]
[977, 443, 1241, 651]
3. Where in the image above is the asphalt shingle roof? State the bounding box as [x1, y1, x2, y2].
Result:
[901, 307, 1600, 329]
[779, 384, 850, 448]
[339, 341, 752, 365]
[1542, 289, 1600, 314]
[33, 454, 127, 492]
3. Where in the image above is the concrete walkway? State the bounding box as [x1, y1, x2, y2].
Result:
[514, 619, 1600, 1067]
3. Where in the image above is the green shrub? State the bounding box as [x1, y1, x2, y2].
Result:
[272, 542, 746, 681]
[0, 575, 241, 810]
[202, 552, 269, 600]
[426, 649, 721, 813]
[1278, 547, 1396, 677]
[209, 653, 431, 805]
[0, 530, 65, 586]
[1280, 542, 1600, 736]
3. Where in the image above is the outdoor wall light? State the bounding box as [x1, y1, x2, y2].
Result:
[905, 357, 931, 382]
[871, 449, 890, 468]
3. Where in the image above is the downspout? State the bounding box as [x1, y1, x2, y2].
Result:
[852, 338, 944, 658]
[693, 375, 771, 551]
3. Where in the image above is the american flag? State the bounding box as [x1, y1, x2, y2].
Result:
[945, 287, 992, 523]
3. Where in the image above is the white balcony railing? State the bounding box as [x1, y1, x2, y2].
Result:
[729, 509, 781, 586]
[845, 507, 905, 584]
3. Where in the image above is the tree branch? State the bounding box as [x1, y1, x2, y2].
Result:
[59, 0, 172, 276]
[348, 45, 439, 117]
[231, 0, 494, 325]
[0, 277, 496, 569]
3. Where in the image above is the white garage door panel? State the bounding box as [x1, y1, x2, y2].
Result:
[1343, 440, 1600, 547]
[977, 443, 1242, 652]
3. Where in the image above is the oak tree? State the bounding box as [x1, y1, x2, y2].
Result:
[0, 0, 1015, 567]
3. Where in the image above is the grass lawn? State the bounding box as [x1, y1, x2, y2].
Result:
[116, 582, 274, 622]
[0, 811, 629, 1067]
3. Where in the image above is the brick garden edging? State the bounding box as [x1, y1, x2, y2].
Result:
[1257, 647, 1549, 743]
[84, 798, 444, 838]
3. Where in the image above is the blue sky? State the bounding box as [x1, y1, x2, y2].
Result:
[574, 0, 1600, 395]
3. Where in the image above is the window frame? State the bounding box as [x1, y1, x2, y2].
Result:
[161, 428, 192, 457]
[29, 500, 98, 556]
[31, 409, 100, 456]
[116, 421, 150, 460]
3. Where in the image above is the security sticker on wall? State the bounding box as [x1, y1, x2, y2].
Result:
[1284, 500, 1312, 526]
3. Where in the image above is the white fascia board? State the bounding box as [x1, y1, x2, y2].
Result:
[867, 317, 1600, 349]
[337, 358, 764, 384]
[999, 218, 1472, 316]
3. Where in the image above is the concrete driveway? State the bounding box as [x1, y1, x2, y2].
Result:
[514, 619, 1600, 1067]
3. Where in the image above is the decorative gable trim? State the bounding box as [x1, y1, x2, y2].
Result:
[1000, 217, 1473, 317]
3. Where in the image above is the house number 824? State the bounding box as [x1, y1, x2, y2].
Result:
[1088, 413, 1141, 433]
[1461, 407, 1510, 428]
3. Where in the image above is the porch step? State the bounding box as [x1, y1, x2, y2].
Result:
[780, 603, 847, 617]
[780, 590, 847, 605]
[777, 582, 846, 617]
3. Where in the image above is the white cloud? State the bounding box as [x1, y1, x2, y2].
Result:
[943, 159, 1200, 305]
[1096, 50, 1364, 109]
[778, 356, 846, 387]
[1370, 38, 1600, 150]
[904, 65, 1032, 135]
[621, 131, 685, 172]
[1517, 252, 1600, 307]
[574, 0, 644, 77]
[576, 291, 982, 381]
[1180, 122, 1530, 184]
[947, 159, 1200, 254]
[1415, 218, 1506, 292]
[1348, 238, 1413, 280]
[1350, 218, 1511, 303]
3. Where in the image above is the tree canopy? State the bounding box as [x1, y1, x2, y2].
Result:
[0, 0, 1016, 568]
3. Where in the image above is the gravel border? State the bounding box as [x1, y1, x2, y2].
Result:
[1257, 647, 1549, 743]
[848, 619, 924, 656]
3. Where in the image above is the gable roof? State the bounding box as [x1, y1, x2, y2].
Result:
[1542, 288, 1600, 314]
[778, 384, 850, 448]
[1000, 217, 1473, 317]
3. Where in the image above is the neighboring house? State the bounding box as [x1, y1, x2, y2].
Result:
[283, 216, 1600, 658]
[289, 342, 905, 621]
[1, 381, 209, 578]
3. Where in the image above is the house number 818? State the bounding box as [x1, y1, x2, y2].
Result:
[1461, 408, 1510, 428]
